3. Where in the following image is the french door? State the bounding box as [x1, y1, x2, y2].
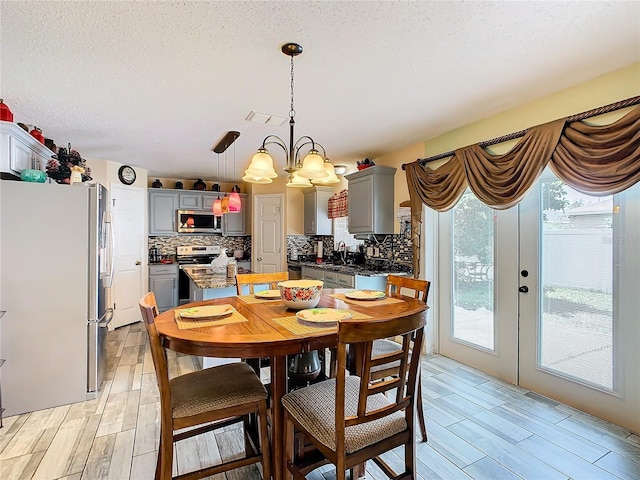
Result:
[438, 170, 640, 432]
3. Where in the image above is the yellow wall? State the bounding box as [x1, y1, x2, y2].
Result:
[375, 63, 639, 225]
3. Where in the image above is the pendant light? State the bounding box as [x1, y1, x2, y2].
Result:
[245, 43, 333, 183]
[228, 143, 242, 212]
[212, 153, 223, 216]
[220, 150, 230, 213]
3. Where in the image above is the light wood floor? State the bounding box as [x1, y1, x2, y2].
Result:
[1, 321, 639, 480]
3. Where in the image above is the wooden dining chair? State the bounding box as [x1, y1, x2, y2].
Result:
[139, 292, 271, 480]
[235, 271, 290, 374]
[282, 310, 425, 479]
[371, 275, 431, 442]
[235, 271, 289, 295]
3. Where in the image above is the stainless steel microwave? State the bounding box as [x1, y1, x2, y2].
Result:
[177, 210, 222, 233]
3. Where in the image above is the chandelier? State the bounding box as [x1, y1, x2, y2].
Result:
[243, 43, 339, 187]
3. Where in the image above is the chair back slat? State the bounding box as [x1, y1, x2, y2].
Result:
[386, 275, 431, 304]
[235, 271, 289, 295]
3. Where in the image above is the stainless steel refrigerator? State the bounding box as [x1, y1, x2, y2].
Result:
[0, 181, 114, 416]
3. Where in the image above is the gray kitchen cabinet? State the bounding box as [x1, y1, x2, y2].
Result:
[202, 194, 221, 210]
[301, 266, 324, 281]
[179, 192, 202, 209]
[345, 166, 396, 234]
[323, 271, 338, 288]
[337, 272, 355, 288]
[303, 186, 333, 235]
[0, 121, 53, 179]
[149, 264, 179, 312]
[148, 190, 178, 236]
[222, 194, 247, 236]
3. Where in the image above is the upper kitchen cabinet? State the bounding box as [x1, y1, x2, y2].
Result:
[303, 186, 333, 235]
[345, 166, 396, 234]
[148, 190, 178, 236]
[0, 121, 53, 179]
[178, 192, 202, 209]
[222, 193, 247, 236]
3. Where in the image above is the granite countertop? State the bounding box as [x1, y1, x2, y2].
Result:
[287, 260, 411, 277]
[182, 266, 252, 289]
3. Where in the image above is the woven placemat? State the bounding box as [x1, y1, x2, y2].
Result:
[273, 309, 373, 336]
[174, 306, 248, 330]
[330, 293, 405, 307]
[237, 294, 283, 305]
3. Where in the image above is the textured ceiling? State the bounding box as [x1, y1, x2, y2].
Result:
[1, 1, 639, 181]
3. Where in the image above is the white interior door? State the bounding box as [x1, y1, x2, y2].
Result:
[111, 184, 146, 329]
[519, 172, 640, 432]
[253, 194, 284, 273]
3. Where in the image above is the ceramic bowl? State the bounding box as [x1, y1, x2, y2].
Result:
[278, 280, 323, 310]
[20, 169, 46, 183]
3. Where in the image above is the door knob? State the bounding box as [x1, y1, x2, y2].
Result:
[519, 285, 529, 293]
[257, 257, 262, 261]
[135, 261, 141, 265]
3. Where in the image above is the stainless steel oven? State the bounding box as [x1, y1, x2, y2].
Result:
[177, 245, 222, 304]
[177, 210, 222, 234]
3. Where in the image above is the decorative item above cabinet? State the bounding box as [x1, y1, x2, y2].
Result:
[345, 165, 396, 235]
[0, 121, 53, 180]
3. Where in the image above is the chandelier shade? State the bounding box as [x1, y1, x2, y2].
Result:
[243, 173, 273, 184]
[297, 150, 328, 179]
[312, 160, 340, 185]
[244, 42, 335, 184]
[286, 171, 313, 188]
[245, 148, 278, 179]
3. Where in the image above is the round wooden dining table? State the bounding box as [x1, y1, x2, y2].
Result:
[154, 288, 427, 480]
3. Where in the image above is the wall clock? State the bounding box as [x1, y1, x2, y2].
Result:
[118, 165, 136, 185]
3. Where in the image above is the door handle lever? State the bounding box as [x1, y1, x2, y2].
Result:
[519, 286, 529, 293]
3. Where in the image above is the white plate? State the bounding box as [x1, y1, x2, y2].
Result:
[344, 290, 386, 300]
[179, 305, 234, 318]
[254, 289, 281, 299]
[296, 308, 352, 324]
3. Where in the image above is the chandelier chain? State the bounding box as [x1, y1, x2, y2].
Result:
[289, 55, 296, 119]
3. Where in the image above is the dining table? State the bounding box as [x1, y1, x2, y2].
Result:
[154, 288, 428, 480]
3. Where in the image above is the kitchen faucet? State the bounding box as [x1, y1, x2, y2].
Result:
[338, 241, 347, 264]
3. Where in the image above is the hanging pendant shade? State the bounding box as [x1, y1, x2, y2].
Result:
[312, 161, 340, 185]
[228, 186, 241, 212]
[297, 149, 329, 179]
[286, 171, 313, 188]
[221, 193, 230, 213]
[213, 196, 223, 216]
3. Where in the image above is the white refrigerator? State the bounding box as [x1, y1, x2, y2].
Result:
[0, 180, 114, 416]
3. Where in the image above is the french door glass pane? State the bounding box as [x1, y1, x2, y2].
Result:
[452, 190, 495, 350]
[540, 178, 613, 389]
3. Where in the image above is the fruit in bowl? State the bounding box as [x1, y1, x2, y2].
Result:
[278, 280, 323, 310]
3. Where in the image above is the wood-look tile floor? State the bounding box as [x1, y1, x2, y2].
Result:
[1, 321, 639, 480]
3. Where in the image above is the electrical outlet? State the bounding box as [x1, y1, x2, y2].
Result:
[366, 246, 373, 256]
[374, 247, 380, 257]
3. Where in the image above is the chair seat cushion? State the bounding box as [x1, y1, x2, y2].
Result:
[171, 362, 267, 419]
[371, 338, 402, 372]
[282, 376, 406, 453]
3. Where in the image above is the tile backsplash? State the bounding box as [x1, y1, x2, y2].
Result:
[287, 234, 412, 265]
[149, 235, 251, 259]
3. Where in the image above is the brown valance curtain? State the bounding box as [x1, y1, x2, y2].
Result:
[405, 103, 640, 276]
